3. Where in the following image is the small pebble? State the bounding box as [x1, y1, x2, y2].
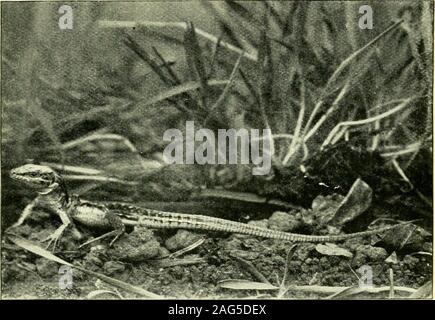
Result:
[35, 258, 58, 278]
[165, 230, 202, 252]
[268, 211, 301, 232]
[103, 261, 125, 275]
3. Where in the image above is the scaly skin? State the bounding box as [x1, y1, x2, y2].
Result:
[105, 202, 400, 242]
[9, 164, 404, 248]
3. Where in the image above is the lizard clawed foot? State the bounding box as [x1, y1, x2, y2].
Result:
[42, 232, 62, 252]
[42, 223, 69, 252]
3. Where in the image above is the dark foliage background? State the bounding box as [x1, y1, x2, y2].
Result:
[1, 1, 433, 227]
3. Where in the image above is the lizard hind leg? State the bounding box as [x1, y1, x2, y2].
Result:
[78, 213, 125, 248]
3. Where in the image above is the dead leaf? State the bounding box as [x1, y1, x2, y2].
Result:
[315, 243, 353, 258]
[385, 252, 398, 264]
[330, 179, 372, 226]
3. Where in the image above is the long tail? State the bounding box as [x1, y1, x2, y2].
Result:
[106, 203, 408, 243]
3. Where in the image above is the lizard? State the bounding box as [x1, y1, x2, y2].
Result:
[9, 164, 409, 250]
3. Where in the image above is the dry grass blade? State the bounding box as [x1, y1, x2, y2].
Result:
[391, 159, 433, 207]
[283, 81, 306, 166]
[62, 175, 138, 186]
[151, 257, 206, 268]
[123, 35, 200, 119]
[60, 133, 156, 172]
[321, 98, 413, 148]
[239, 69, 261, 109]
[323, 285, 416, 299]
[151, 46, 181, 85]
[7, 234, 162, 298]
[196, 189, 267, 203]
[390, 160, 431, 208]
[98, 20, 257, 61]
[40, 162, 103, 175]
[208, 34, 222, 78]
[391, 159, 413, 190]
[408, 281, 432, 299]
[277, 244, 298, 298]
[201, 2, 258, 54]
[324, 286, 363, 299]
[303, 20, 404, 142]
[224, 0, 257, 24]
[167, 238, 206, 259]
[217, 280, 417, 297]
[123, 34, 173, 85]
[123, 80, 230, 119]
[152, 43, 201, 114]
[233, 256, 271, 285]
[87, 289, 124, 300]
[325, 19, 403, 93]
[195, 189, 302, 210]
[389, 268, 395, 299]
[218, 279, 279, 291]
[37, 75, 81, 106]
[205, 50, 244, 123]
[184, 22, 210, 109]
[123, 35, 200, 118]
[380, 142, 421, 158]
[263, 1, 284, 28]
[304, 81, 350, 144]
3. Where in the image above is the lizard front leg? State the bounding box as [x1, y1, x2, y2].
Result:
[42, 207, 81, 251]
[42, 207, 70, 251]
[11, 197, 40, 228]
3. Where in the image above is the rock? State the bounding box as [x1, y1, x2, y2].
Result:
[268, 211, 301, 232]
[294, 243, 316, 261]
[330, 179, 373, 226]
[247, 219, 269, 229]
[381, 224, 431, 251]
[363, 245, 388, 260]
[158, 247, 171, 257]
[352, 245, 388, 266]
[228, 250, 259, 260]
[165, 230, 202, 252]
[103, 261, 125, 275]
[311, 194, 344, 226]
[83, 244, 107, 268]
[403, 255, 419, 267]
[111, 240, 161, 262]
[385, 252, 398, 264]
[109, 228, 162, 262]
[130, 227, 158, 243]
[422, 242, 432, 253]
[35, 258, 58, 278]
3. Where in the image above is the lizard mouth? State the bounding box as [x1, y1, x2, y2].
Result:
[10, 171, 44, 188]
[9, 171, 23, 181]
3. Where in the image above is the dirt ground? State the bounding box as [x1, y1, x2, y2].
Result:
[2, 196, 432, 299]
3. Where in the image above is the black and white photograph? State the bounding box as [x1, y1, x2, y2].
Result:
[1, 1, 433, 301]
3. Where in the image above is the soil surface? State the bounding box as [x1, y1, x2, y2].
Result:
[2, 195, 432, 299]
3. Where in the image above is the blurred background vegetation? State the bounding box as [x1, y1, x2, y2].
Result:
[1, 1, 433, 227]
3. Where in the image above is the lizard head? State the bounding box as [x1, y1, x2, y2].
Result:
[10, 164, 61, 194]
